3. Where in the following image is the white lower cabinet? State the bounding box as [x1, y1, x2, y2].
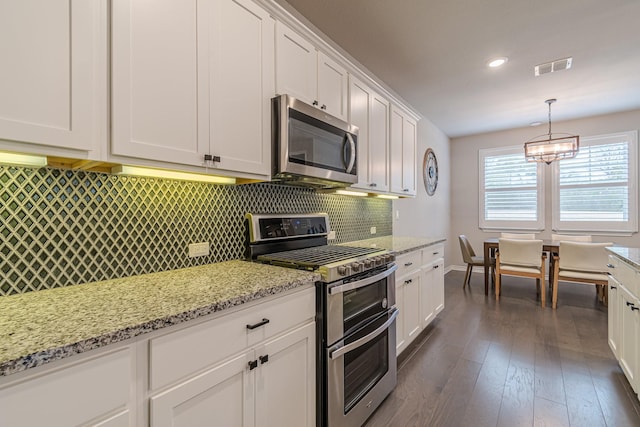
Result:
[0, 346, 135, 427]
[150, 322, 314, 427]
[148, 287, 316, 427]
[608, 254, 640, 398]
[395, 244, 445, 355]
[608, 276, 621, 358]
[0, 287, 315, 427]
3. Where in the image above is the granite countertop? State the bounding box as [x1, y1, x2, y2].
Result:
[343, 236, 446, 256]
[607, 246, 640, 270]
[0, 260, 320, 377]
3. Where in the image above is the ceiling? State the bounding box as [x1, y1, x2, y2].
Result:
[278, 0, 640, 138]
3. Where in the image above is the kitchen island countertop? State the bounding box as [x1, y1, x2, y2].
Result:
[0, 260, 319, 377]
[343, 236, 446, 256]
[607, 246, 640, 270]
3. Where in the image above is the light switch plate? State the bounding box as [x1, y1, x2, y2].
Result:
[188, 242, 210, 258]
[370, 227, 377, 234]
[328, 231, 336, 240]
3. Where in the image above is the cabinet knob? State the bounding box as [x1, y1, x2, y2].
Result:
[204, 154, 221, 163]
[321, 104, 327, 110]
[434, 265, 439, 269]
[404, 279, 412, 284]
[370, 183, 377, 187]
[248, 360, 258, 370]
[403, 188, 409, 192]
[607, 263, 615, 268]
[312, 100, 319, 106]
[259, 354, 269, 364]
[404, 262, 413, 267]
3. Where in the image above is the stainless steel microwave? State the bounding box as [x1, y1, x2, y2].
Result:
[272, 94, 358, 188]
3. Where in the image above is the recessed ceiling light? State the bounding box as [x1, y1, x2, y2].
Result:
[488, 57, 508, 68]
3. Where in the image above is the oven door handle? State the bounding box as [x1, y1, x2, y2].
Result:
[329, 263, 397, 295]
[329, 308, 399, 360]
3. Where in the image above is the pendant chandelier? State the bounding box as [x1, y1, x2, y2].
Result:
[524, 98, 579, 164]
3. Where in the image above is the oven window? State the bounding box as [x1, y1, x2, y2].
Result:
[343, 315, 390, 413]
[343, 276, 387, 335]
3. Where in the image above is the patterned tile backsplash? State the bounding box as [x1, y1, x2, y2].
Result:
[0, 166, 391, 296]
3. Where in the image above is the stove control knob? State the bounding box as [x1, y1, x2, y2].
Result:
[337, 266, 348, 276]
[351, 262, 362, 272]
[363, 259, 373, 269]
[386, 254, 395, 263]
[373, 256, 383, 267]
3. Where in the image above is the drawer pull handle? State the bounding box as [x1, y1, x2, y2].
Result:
[404, 279, 412, 284]
[607, 264, 615, 268]
[434, 265, 439, 269]
[404, 262, 413, 267]
[259, 354, 269, 364]
[248, 360, 258, 370]
[633, 306, 640, 312]
[611, 285, 617, 289]
[433, 252, 439, 255]
[626, 301, 635, 307]
[246, 318, 270, 330]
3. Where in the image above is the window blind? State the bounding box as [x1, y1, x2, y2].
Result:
[484, 153, 538, 221]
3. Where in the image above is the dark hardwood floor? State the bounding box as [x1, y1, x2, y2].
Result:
[365, 270, 640, 427]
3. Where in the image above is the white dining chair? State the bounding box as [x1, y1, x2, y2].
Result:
[551, 241, 613, 309]
[495, 238, 547, 308]
[500, 232, 536, 239]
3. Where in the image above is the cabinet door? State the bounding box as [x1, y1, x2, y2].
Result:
[369, 92, 390, 191]
[402, 116, 418, 195]
[348, 77, 371, 189]
[316, 52, 348, 121]
[150, 351, 254, 427]
[111, 0, 208, 165]
[401, 271, 422, 346]
[619, 286, 639, 393]
[608, 277, 620, 358]
[389, 105, 417, 196]
[256, 322, 315, 427]
[0, 347, 133, 427]
[395, 281, 406, 353]
[275, 23, 316, 104]
[209, 0, 274, 176]
[420, 263, 436, 328]
[0, 0, 103, 152]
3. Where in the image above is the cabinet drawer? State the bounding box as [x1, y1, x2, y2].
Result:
[609, 255, 639, 297]
[149, 287, 315, 391]
[422, 244, 444, 266]
[396, 251, 422, 277]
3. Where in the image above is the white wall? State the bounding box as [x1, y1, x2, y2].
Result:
[393, 117, 451, 264]
[449, 108, 640, 267]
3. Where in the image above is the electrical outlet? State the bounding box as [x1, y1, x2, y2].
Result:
[370, 227, 377, 234]
[328, 230, 336, 240]
[395, 210, 400, 220]
[188, 242, 210, 258]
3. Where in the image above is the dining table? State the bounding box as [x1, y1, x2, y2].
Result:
[483, 238, 560, 295]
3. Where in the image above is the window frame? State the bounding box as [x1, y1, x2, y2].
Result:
[478, 145, 545, 231]
[551, 130, 638, 235]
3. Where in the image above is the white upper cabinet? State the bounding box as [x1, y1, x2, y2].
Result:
[348, 77, 389, 192]
[112, 0, 273, 177]
[390, 105, 417, 196]
[0, 0, 104, 154]
[276, 23, 347, 121]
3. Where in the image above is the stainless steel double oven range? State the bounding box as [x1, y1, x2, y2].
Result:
[246, 213, 398, 427]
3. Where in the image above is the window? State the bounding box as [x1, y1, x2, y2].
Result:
[479, 146, 544, 230]
[552, 131, 638, 234]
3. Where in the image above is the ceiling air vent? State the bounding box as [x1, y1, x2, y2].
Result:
[534, 57, 573, 76]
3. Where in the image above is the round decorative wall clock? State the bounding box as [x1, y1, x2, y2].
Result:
[423, 148, 438, 196]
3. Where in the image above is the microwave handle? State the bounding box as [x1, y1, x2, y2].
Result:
[329, 308, 399, 360]
[345, 133, 356, 173]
